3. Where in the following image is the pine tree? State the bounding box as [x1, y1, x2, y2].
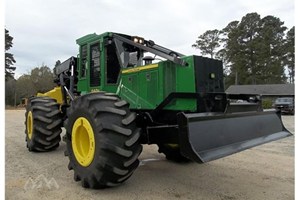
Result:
[284, 27, 295, 83]
[5, 29, 16, 80]
[192, 29, 220, 58]
[195, 12, 290, 86]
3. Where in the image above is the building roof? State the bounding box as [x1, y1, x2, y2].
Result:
[226, 84, 294, 96]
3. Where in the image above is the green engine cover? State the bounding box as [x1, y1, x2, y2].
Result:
[118, 56, 197, 111]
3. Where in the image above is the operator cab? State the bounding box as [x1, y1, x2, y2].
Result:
[76, 32, 186, 93]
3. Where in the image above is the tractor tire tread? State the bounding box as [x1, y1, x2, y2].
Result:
[25, 97, 62, 152]
[64, 92, 142, 189]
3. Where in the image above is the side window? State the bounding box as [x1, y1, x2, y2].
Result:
[90, 43, 100, 87]
[106, 43, 120, 84]
[80, 45, 87, 78]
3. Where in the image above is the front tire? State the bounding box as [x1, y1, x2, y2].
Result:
[25, 97, 62, 152]
[64, 93, 142, 188]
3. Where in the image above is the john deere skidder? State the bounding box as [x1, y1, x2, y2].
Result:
[25, 32, 291, 188]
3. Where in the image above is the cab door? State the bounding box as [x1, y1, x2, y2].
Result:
[89, 42, 101, 88]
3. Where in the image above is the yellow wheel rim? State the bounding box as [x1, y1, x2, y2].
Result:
[27, 111, 33, 139]
[72, 117, 95, 167]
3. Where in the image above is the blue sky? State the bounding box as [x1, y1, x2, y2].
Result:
[5, 0, 295, 78]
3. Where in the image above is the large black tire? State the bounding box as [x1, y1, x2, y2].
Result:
[64, 92, 142, 189]
[25, 97, 62, 152]
[158, 144, 191, 163]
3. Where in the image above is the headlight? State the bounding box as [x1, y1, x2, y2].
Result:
[132, 36, 144, 44]
[133, 38, 139, 43]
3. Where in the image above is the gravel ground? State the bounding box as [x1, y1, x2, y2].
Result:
[5, 109, 294, 200]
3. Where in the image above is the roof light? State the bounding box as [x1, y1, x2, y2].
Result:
[132, 36, 144, 44]
[133, 38, 139, 43]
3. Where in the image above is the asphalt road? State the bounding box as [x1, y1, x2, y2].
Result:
[5, 109, 294, 200]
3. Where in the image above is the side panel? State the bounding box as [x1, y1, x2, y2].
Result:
[120, 65, 159, 109]
[194, 56, 224, 93]
[163, 56, 197, 111]
[119, 56, 197, 111]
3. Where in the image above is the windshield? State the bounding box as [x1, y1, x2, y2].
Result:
[112, 33, 186, 68]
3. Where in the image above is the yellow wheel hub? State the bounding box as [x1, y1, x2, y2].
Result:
[72, 117, 95, 167]
[27, 111, 33, 139]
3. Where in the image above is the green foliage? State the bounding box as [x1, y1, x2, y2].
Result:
[284, 27, 295, 83]
[193, 12, 293, 86]
[5, 29, 16, 80]
[262, 98, 273, 109]
[5, 65, 56, 106]
[30, 65, 56, 93]
[16, 74, 35, 98]
[192, 29, 220, 58]
[5, 77, 16, 106]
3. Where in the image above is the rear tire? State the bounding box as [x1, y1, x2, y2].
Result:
[25, 97, 62, 152]
[64, 92, 142, 188]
